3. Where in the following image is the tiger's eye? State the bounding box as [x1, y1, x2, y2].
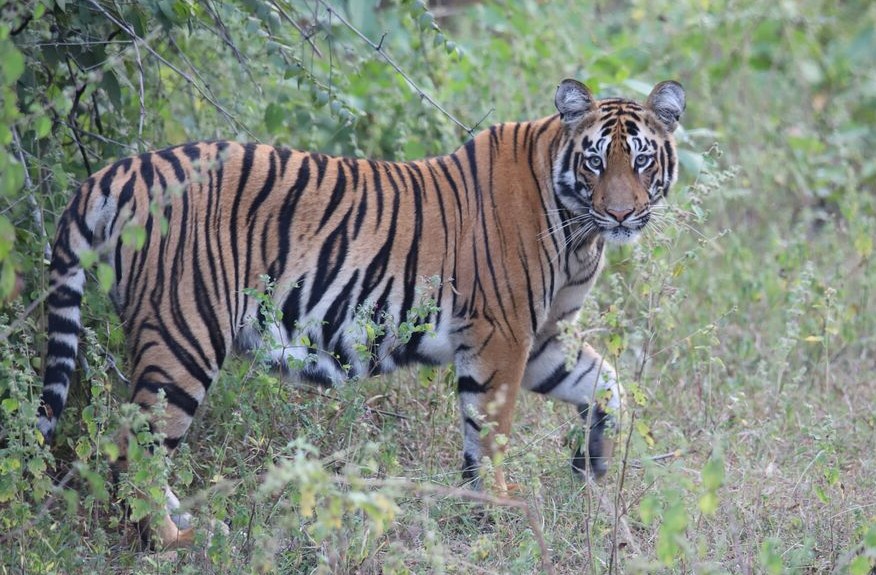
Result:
[634, 155, 653, 169]
[586, 156, 603, 172]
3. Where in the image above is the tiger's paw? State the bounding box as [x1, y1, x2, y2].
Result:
[572, 403, 615, 480]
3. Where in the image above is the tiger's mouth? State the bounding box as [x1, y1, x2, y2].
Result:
[593, 210, 651, 244]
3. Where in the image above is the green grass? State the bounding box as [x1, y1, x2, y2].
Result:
[2, 0, 876, 573]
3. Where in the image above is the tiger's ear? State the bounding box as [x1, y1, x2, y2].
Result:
[555, 79, 594, 129]
[646, 81, 686, 132]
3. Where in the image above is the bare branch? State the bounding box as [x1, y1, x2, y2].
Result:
[333, 476, 557, 575]
[85, 0, 255, 139]
[11, 126, 51, 260]
[131, 35, 147, 147]
[269, 0, 323, 57]
[315, 0, 478, 137]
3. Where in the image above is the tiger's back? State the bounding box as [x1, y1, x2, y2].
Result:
[40, 79, 685, 547]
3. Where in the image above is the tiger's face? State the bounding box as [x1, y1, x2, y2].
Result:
[552, 79, 686, 244]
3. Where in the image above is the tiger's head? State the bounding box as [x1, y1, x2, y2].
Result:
[552, 79, 686, 244]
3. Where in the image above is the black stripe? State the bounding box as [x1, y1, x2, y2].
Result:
[47, 312, 79, 334]
[181, 142, 202, 162]
[370, 160, 385, 228]
[307, 210, 352, 312]
[462, 452, 479, 484]
[47, 338, 76, 358]
[317, 159, 346, 233]
[311, 152, 329, 189]
[38, 388, 65, 421]
[322, 270, 360, 352]
[229, 143, 258, 330]
[277, 146, 293, 177]
[156, 147, 186, 183]
[47, 284, 82, 308]
[457, 375, 487, 394]
[280, 273, 306, 335]
[137, 379, 200, 417]
[191, 219, 228, 371]
[274, 155, 311, 278]
[464, 415, 481, 433]
[352, 176, 368, 240]
[530, 364, 568, 395]
[246, 148, 278, 223]
[664, 140, 675, 190]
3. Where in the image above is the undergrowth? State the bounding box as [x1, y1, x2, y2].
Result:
[1, 0, 875, 573]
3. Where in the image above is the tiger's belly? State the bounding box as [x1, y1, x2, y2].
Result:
[237, 294, 457, 387]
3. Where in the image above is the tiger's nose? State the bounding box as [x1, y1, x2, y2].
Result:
[606, 207, 634, 222]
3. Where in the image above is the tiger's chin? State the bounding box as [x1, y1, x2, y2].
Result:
[600, 226, 645, 245]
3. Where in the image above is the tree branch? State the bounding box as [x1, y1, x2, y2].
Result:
[11, 126, 51, 260]
[85, 0, 255, 139]
[269, 0, 324, 57]
[333, 476, 557, 575]
[315, 0, 479, 137]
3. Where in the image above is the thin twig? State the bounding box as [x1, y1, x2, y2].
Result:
[334, 476, 557, 575]
[63, 57, 93, 174]
[293, 384, 409, 421]
[315, 0, 477, 136]
[269, 0, 323, 57]
[131, 33, 147, 146]
[85, 0, 254, 138]
[53, 119, 136, 149]
[11, 126, 51, 260]
[0, 466, 77, 547]
[610, 409, 639, 573]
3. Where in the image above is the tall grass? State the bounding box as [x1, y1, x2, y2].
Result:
[1, 0, 874, 573]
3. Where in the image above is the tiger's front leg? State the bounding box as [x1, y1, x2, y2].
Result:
[523, 334, 623, 479]
[455, 338, 530, 492]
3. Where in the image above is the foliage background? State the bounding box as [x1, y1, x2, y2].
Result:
[1, 0, 875, 573]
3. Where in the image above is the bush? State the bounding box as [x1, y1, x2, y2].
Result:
[1, 0, 874, 572]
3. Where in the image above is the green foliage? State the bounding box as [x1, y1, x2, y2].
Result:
[0, 0, 874, 572]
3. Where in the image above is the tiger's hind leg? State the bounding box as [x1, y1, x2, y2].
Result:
[120, 328, 225, 549]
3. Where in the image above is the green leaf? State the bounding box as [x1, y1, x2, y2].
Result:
[701, 454, 725, 491]
[102, 441, 120, 462]
[863, 524, 876, 549]
[849, 556, 873, 575]
[638, 494, 660, 525]
[0, 475, 14, 503]
[97, 263, 115, 293]
[0, 263, 15, 298]
[27, 456, 46, 477]
[78, 249, 97, 268]
[121, 224, 147, 250]
[34, 115, 52, 139]
[264, 102, 285, 134]
[2, 160, 24, 196]
[1, 397, 19, 414]
[698, 491, 718, 515]
[635, 420, 655, 447]
[0, 215, 14, 259]
[662, 500, 688, 533]
[656, 525, 679, 565]
[75, 438, 93, 460]
[758, 539, 783, 575]
[854, 232, 873, 259]
[101, 70, 123, 110]
[1, 46, 24, 84]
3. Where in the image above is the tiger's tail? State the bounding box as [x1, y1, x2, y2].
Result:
[38, 183, 109, 442]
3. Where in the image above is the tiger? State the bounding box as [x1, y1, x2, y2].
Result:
[38, 78, 685, 547]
